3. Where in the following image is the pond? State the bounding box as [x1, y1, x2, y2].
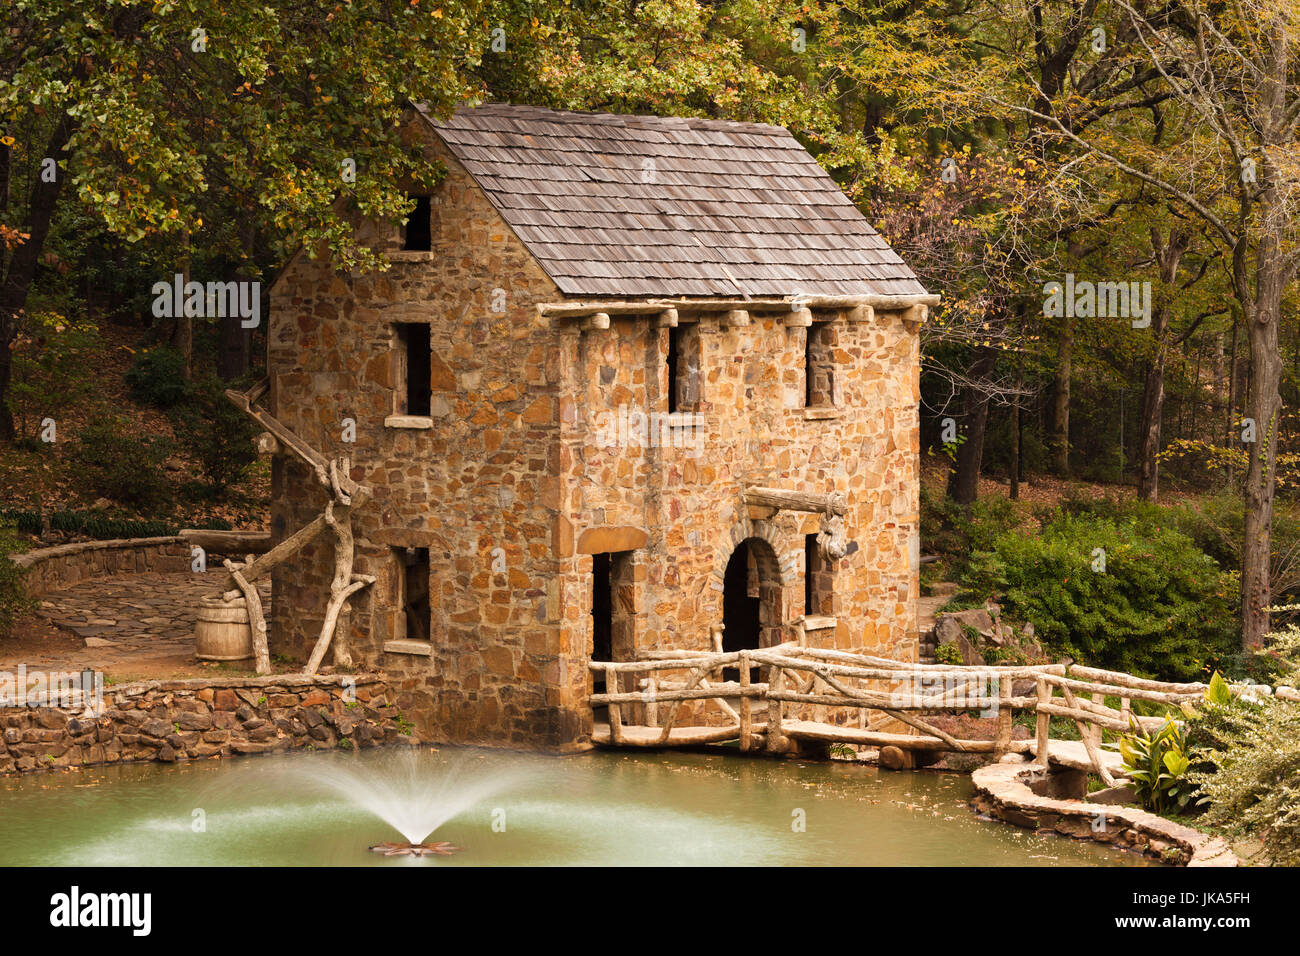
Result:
[0, 747, 1147, 866]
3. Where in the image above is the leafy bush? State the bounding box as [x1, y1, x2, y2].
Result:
[921, 486, 1024, 576]
[961, 512, 1236, 680]
[168, 376, 259, 495]
[125, 347, 191, 408]
[70, 414, 173, 510]
[1189, 685, 1300, 865]
[0, 523, 32, 638]
[1116, 717, 1201, 815]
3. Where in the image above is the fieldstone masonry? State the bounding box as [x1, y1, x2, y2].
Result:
[0, 674, 412, 774]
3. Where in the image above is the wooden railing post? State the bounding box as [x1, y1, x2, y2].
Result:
[766, 664, 787, 753]
[1035, 676, 1050, 768]
[607, 664, 623, 746]
[739, 651, 752, 751]
[645, 677, 659, 728]
[1090, 691, 1105, 748]
[994, 676, 1013, 758]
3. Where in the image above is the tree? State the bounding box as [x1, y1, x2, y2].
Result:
[0, 0, 489, 441]
[995, 0, 1300, 646]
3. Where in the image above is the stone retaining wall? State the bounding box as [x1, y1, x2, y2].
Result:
[10, 537, 191, 599]
[0, 673, 415, 774]
[971, 756, 1238, 867]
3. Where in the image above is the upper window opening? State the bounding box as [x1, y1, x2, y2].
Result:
[403, 195, 432, 251]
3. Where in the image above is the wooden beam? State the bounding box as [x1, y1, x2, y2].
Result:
[848, 304, 874, 323]
[720, 309, 750, 328]
[656, 308, 679, 328]
[582, 311, 610, 331]
[744, 485, 847, 515]
[783, 307, 813, 327]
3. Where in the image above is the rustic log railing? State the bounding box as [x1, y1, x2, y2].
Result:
[589, 645, 1288, 778]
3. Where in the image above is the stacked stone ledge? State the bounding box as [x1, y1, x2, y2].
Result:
[11, 537, 193, 599]
[0, 674, 416, 774]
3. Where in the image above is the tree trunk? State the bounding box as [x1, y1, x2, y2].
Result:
[171, 234, 193, 380]
[0, 116, 76, 443]
[946, 347, 998, 505]
[1052, 314, 1072, 475]
[1137, 227, 1189, 502]
[1240, 25, 1290, 650]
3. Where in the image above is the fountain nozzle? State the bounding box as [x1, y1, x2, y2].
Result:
[369, 840, 461, 857]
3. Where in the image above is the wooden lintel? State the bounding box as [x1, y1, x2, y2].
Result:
[783, 307, 813, 328]
[848, 304, 874, 323]
[656, 307, 679, 328]
[720, 309, 750, 328]
[744, 486, 847, 515]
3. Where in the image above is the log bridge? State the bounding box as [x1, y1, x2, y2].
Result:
[589, 644, 1276, 777]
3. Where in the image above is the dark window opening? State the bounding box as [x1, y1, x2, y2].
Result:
[666, 325, 680, 413]
[403, 195, 432, 251]
[805, 532, 834, 618]
[395, 322, 432, 417]
[395, 546, 431, 643]
[592, 552, 613, 695]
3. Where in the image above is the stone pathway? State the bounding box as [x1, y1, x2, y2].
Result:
[9, 571, 271, 678]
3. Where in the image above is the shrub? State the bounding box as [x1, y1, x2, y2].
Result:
[0, 523, 32, 638]
[70, 414, 173, 510]
[1116, 718, 1201, 815]
[1189, 690, 1300, 865]
[125, 347, 191, 408]
[960, 512, 1236, 681]
[920, 486, 1024, 573]
[168, 376, 259, 496]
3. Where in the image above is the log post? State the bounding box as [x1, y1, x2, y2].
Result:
[994, 676, 1013, 758]
[1035, 677, 1051, 768]
[224, 560, 270, 676]
[607, 664, 623, 745]
[767, 664, 788, 753]
[739, 651, 752, 751]
[644, 677, 659, 728]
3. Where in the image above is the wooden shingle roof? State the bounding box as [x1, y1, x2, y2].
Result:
[419, 103, 928, 300]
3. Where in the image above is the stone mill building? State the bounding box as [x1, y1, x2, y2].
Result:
[266, 103, 935, 751]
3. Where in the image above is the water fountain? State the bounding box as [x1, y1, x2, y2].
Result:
[284, 748, 517, 858]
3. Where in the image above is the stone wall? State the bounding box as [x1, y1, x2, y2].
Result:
[0, 674, 411, 774]
[267, 115, 922, 752]
[10, 537, 192, 599]
[268, 121, 573, 750]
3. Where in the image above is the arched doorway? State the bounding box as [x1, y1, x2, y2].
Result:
[721, 538, 783, 680]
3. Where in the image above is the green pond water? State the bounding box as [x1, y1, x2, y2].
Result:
[0, 748, 1146, 866]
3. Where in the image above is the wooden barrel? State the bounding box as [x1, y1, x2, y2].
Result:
[195, 596, 254, 661]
